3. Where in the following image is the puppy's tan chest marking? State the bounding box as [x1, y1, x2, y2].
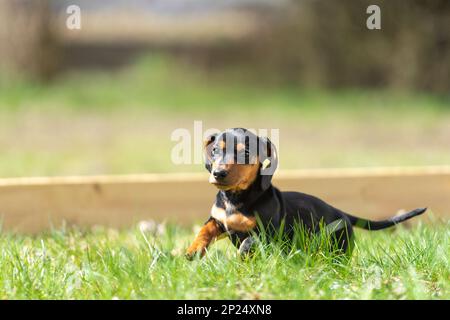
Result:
[211, 204, 256, 232]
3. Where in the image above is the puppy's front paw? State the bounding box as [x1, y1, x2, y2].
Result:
[185, 251, 198, 260]
[185, 246, 205, 260]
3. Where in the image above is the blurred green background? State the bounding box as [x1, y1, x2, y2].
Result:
[0, 0, 449, 178]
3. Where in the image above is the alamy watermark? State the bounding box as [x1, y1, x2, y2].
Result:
[170, 121, 280, 168]
[367, 5, 381, 30]
[66, 5, 81, 30]
[64, 4, 381, 31]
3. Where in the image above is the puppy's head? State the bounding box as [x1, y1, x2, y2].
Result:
[204, 128, 278, 192]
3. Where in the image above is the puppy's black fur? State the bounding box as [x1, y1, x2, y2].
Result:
[187, 128, 427, 257]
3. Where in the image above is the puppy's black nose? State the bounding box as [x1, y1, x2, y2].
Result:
[213, 170, 228, 179]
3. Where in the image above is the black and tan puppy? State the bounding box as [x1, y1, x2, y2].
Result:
[186, 128, 426, 258]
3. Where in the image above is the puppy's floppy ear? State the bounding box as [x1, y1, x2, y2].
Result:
[258, 137, 278, 190]
[204, 133, 218, 173]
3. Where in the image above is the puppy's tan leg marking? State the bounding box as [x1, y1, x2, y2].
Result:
[186, 219, 224, 259]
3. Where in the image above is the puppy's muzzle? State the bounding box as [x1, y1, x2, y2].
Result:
[213, 169, 228, 180]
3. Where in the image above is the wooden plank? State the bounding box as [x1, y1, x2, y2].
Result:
[0, 166, 449, 234]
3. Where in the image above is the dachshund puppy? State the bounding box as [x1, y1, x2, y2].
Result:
[186, 128, 426, 258]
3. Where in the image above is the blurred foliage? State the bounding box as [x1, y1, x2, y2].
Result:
[180, 0, 450, 93]
[0, 55, 449, 177]
[0, 0, 59, 82]
[1, 54, 449, 113]
[0, 0, 449, 94]
[0, 1, 448, 177]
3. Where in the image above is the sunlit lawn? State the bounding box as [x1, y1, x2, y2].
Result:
[0, 56, 448, 300]
[0, 56, 449, 178]
[0, 222, 448, 299]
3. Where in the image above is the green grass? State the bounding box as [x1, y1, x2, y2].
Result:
[0, 222, 448, 299]
[1, 55, 449, 115]
[0, 55, 449, 178]
[0, 59, 448, 300]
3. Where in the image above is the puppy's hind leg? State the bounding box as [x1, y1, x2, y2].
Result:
[329, 225, 355, 264]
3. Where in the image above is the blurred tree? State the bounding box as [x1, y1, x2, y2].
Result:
[191, 0, 450, 93]
[0, 0, 59, 82]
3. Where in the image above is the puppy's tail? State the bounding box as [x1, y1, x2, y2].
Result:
[346, 208, 427, 230]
